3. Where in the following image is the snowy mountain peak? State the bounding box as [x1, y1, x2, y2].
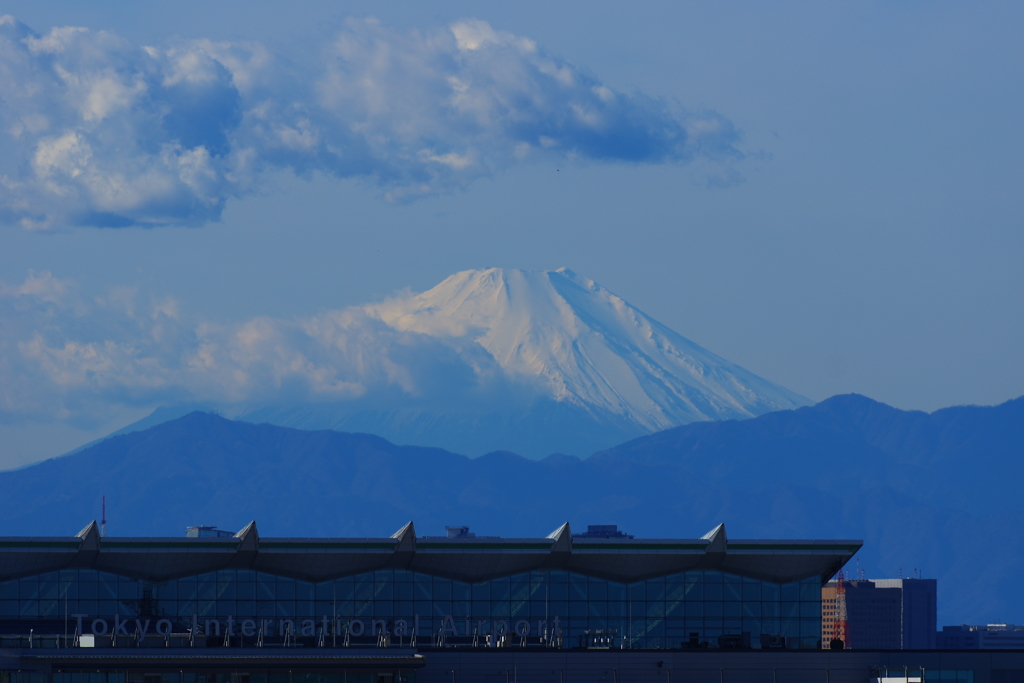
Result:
[366, 268, 809, 431]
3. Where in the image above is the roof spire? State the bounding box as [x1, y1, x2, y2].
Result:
[701, 523, 727, 554]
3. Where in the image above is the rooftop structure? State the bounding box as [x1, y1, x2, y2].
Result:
[572, 525, 635, 539]
[939, 624, 1024, 649]
[0, 521, 858, 586]
[185, 525, 235, 538]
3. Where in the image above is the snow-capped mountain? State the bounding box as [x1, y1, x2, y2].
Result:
[365, 268, 807, 430]
[232, 268, 809, 457]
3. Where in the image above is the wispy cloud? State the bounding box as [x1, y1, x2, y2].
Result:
[0, 15, 742, 229]
[0, 272, 514, 428]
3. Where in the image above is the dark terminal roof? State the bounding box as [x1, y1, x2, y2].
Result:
[0, 522, 860, 586]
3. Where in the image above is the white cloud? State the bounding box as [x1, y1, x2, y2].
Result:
[0, 272, 513, 428]
[0, 15, 742, 229]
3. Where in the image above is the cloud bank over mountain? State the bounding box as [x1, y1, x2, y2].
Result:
[0, 268, 805, 457]
[0, 15, 741, 229]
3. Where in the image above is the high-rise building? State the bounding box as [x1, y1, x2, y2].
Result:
[822, 578, 936, 649]
[939, 624, 1024, 649]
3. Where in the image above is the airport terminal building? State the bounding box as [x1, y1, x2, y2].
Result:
[1, 522, 1020, 683]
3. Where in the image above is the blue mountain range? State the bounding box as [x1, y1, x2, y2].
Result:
[0, 393, 1020, 626]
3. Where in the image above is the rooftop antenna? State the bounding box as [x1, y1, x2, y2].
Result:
[835, 569, 850, 649]
[101, 496, 106, 538]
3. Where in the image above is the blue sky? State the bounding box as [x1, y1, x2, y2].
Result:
[1, 1, 1022, 467]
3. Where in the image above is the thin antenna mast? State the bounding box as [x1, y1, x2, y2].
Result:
[101, 496, 106, 538]
[836, 570, 850, 650]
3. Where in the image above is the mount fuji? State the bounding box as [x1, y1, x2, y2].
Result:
[143, 268, 810, 457]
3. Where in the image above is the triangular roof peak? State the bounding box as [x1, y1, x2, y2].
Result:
[391, 521, 416, 553]
[547, 522, 572, 552]
[77, 520, 101, 552]
[702, 523, 727, 553]
[234, 521, 259, 552]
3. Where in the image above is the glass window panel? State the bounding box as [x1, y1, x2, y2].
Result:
[800, 619, 820, 637]
[800, 580, 820, 602]
[0, 600, 18, 617]
[761, 601, 780, 618]
[800, 602, 820, 618]
[762, 583, 781, 601]
[723, 582, 741, 601]
[38, 580, 58, 600]
[19, 581, 38, 600]
[743, 602, 761, 618]
[548, 583, 567, 601]
[723, 602, 742, 618]
[99, 581, 118, 600]
[273, 581, 294, 600]
[490, 581, 510, 602]
[452, 583, 471, 602]
[608, 601, 626, 618]
[432, 581, 451, 601]
[295, 582, 314, 602]
[471, 583, 489, 601]
[236, 600, 255, 617]
[373, 582, 393, 601]
[686, 601, 703, 617]
[179, 582, 198, 601]
[98, 599, 118, 615]
[19, 600, 37, 617]
[781, 583, 800, 602]
[195, 598, 215, 617]
[0, 582, 18, 600]
[511, 583, 530, 603]
[743, 583, 762, 601]
[684, 582, 703, 601]
[238, 582, 257, 601]
[646, 581, 665, 602]
[217, 582, 236, 600]
[780, 619, 800, 638]
[119, 583, 138, 600]
[704, 601, 723, 617]
[395, 582, 413, 601]
[704, 583, 723, 601]
[607, 583, 626, 601]
[629, 584, 645, 601]
[704, 571, 722, 583]
[413, 582, 431, 601]
[782, 601, 799, 619]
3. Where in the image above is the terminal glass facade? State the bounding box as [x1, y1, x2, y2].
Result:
[0, 568, 822, 649]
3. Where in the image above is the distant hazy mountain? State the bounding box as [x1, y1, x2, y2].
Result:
[1, 393, 1021, 626]
[228, 268, 809, 456]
